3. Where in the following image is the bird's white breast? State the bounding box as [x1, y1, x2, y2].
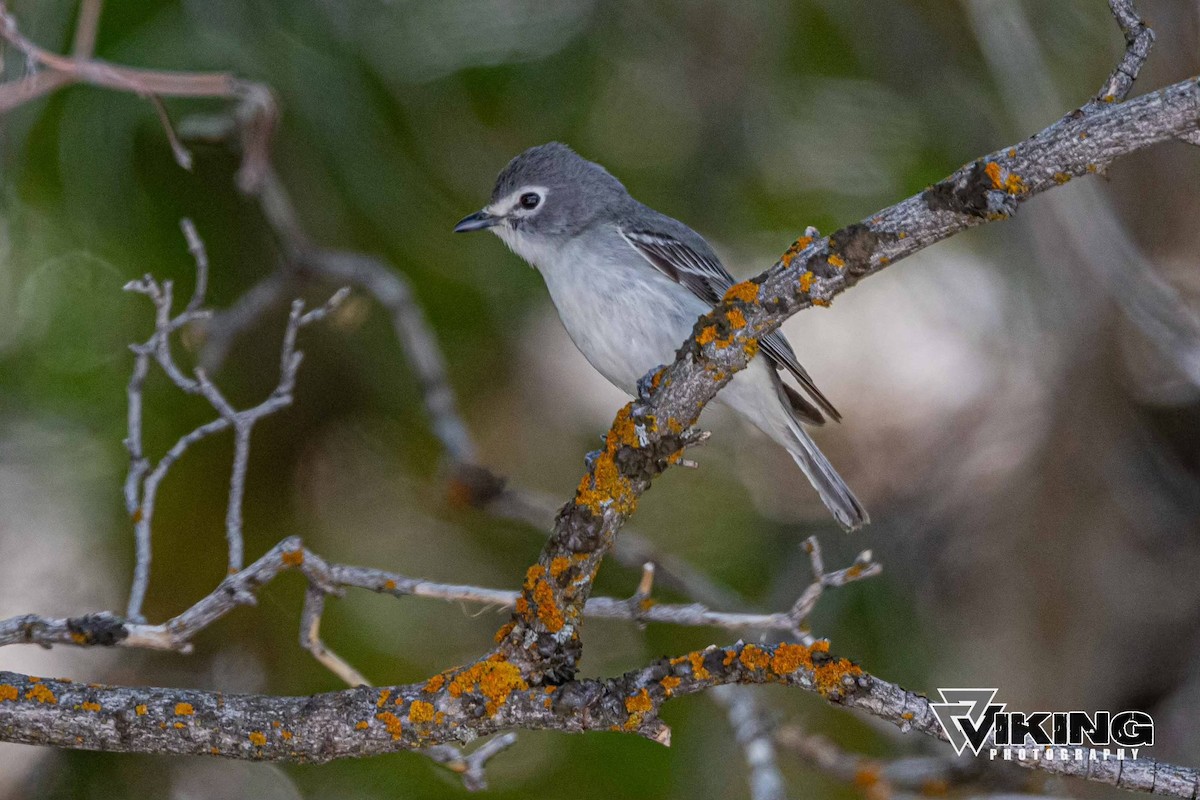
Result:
[496, 226, 708, 395]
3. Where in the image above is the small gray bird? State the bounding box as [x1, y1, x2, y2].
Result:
[455, 142, 867, 530]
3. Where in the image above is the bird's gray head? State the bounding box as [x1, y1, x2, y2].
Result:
[453, 143, 629, 244]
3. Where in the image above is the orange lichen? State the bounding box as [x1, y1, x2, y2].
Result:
[175, 702, 194, 716]
[135, 704, 147, 716]
[493, 621, 516, 643]
[769, 642, 812, 675]
[375, 711, 403, 740]
[681, 651, 710, 680]
[660, 676, 681, 695]
[1007, 148, 1017, 158]
[723, 650, 737, 667]
[900, 711, 915, 721]
[827, 254, 846, 269]
[80, 701, 102, 713]
[984, 161, 1002, 187]
[248, 731, 267, 747]
[1053, 172, 1071, 184]
[534, 579, 564, 632]
[70, 632, 87, 645]
[355, 720, 369, 730]
[209, 746, 220, 755]
[408, 700, 436, 724]
[624, 688, 654, 730]
[281, 730, 293, 741]
[574, 404, 640, 515]
[549, 556, 571, 579]
[447, 658, 529, 716]
[25, 684, 56, 704]
[743, 338, 760, 359]
[808, 641, 864, 697]
[0, 685, 17, 702]
[726, 308, 747, 330]
[798, 271, 815, 293]
[271, 720, 281, 728]
[781, 236, 814, 267]
[376, 689, 392, 708]
[739, 645, 771, 671]
[811, 298, 831, 307]
[383, 579, 397, 592]
[625, 689, 653, 714]
[696, 325, 718, 346]
[281, 549, 304, 567]
[723, 281, 760, 303]
[173, 722, 186, 729]
[424, 674, 446, 694]
[515, 596, 530, 617]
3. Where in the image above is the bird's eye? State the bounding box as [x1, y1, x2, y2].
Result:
[519, 192, 541, 210]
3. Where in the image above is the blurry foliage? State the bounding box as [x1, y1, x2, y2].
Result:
[3, 1, 1200, 798]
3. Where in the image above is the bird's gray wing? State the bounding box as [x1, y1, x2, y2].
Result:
[619, 227, 841, 424]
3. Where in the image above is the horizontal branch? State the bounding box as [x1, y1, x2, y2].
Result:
[2, 645, 1196, 798]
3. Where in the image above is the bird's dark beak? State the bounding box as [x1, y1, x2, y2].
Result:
[453, 209, 499, 233]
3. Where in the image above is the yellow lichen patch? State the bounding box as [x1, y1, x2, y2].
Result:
[534, 578, 564, 632]
[743, 338, 759, 359]
[549, 556, 571, 580]
[574, 405, 641, 515]
[248, 731, 267, 747]
[726, 308, 747, 330]
[435, 712, 445, 725]
[175, 702, 194, 716]
[281, 730, 293, 741]
[878, 256, 891, 266]
[901, 711, 915, 721]
[70, 632, 87, 645]
[898, 231, 908, 239]
[0, 685, 18, 702]
[376, 689, 392, 708]
[625, 689, 652, 714]
[408, 700, 436, 724]
[376, 711, 403, 740]
[798, 271, 815, 293]
[827, 254, 846, 270]
[984, 161, 1003, 188]
[1007, 148, 1017, 158]
[809, 641, 864, 697]
[660, 676, 681, 696]
[781, 236, 814, 267]
[686, 651, 710, 680]
[25, 684, 56, 704]
[493, 620, 516, 644]
[769, 643, 812, 675]
[723, 650, 737, 667]
[355, 720, 369, 730]
[812, 298, 831, 307]
[423, 674, 446, 694]
[739, 645, 771, 671]
[209, 746, 220, 755]
[514, 596, 530, 617]
[447, 658, 529, 716]
[281, 549, 304, 567]
[173, 722, 186, 729]
[383, 579, 397, 592]
[624, 688, 654, 730]
[723, 281, 760, 303]
[1053, 172, 1071, 184]
[135, 704, 147, 716]
[80, 701, 102, 713]
[696, 325, 718, 346]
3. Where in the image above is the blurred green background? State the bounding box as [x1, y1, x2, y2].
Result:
[3, 1, 1200, 797]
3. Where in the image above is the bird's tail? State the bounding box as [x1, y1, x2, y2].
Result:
[780, 408, 869, 531]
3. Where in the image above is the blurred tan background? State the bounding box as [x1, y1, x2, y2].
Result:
[2, 0, 1200, 797]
